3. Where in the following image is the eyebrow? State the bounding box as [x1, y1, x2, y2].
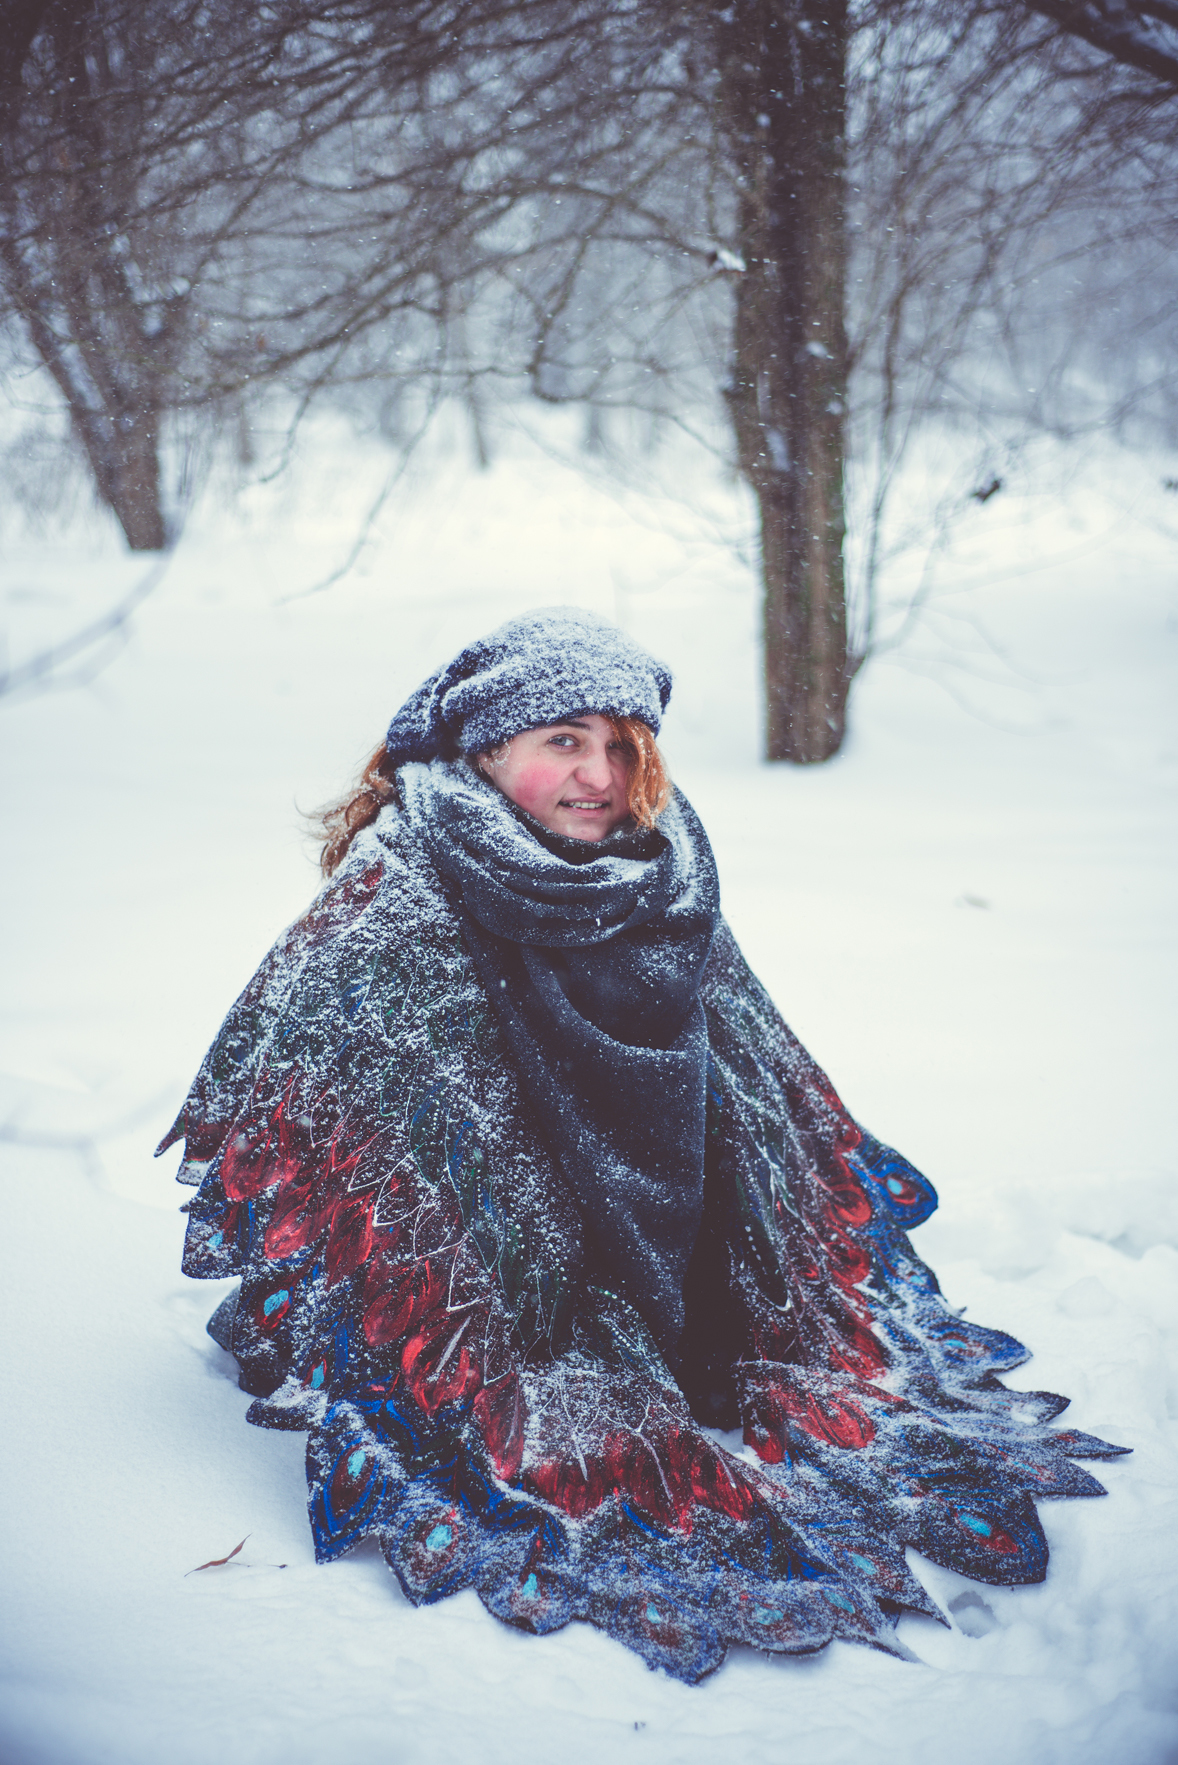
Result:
[550, 719, 591, 730]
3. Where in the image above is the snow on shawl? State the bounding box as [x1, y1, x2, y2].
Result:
[398, 759, 719, 1356]
[163, 802, 1127, 1684]
[160, 609, 1126, 1683]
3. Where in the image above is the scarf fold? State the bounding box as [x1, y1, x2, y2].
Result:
[398, 759, 720, 1355]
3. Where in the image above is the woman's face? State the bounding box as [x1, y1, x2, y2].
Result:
[481, 714, 630, 841]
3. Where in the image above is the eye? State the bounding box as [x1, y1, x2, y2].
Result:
[547, 734, 578, 747]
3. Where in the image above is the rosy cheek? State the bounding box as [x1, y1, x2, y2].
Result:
[503, 758, 561, 816]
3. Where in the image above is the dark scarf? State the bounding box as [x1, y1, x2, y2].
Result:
[398, 759, 720, 1356]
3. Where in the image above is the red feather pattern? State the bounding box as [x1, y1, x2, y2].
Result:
[165, 811, 1126, 1682]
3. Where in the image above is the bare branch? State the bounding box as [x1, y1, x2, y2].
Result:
[1024, 0, 1178, 89]
[0, 552, 172, 699]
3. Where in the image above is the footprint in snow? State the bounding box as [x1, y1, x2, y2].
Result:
[948, 1591, 998, 1638]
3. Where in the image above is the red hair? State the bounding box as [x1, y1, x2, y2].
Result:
[314, 714, 671, 877]
[315, 745, 400, 877]
[611, 714, 672, 830]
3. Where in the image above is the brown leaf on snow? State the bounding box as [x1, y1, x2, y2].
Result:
[186, 1535, 249, 1575]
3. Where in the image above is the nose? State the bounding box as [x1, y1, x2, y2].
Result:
[572, 740, 612, 791]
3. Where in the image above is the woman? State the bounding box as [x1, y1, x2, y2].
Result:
[161, 608, 1122, 1683]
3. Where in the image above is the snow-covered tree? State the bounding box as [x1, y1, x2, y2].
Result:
[3, 0, 1177, 755]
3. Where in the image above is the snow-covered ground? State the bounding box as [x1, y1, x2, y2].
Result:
[1, 416, 1176, 1765]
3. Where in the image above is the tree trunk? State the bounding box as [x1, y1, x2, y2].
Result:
[1, 236, 170, 550]
[1, 0, 170, 552]
[75, 398, 167, 552]
[97, 412, 168, 553]
[718, 0, 850, 763]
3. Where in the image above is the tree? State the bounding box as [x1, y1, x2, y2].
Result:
[1, 0, 178, 546]
[716, 2, 851, 761]
[5, 0, 1176, 764]
[0, 0, 859, 756]
[0, 0, 585, 548]
[1024, 0, 1178, 87]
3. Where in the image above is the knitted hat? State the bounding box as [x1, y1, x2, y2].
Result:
[384, 608, 672, 766]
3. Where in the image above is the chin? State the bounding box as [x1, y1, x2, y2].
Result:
[548, 803, 614, 839]
[554, 815, 610, 840]
[565, 824, 608, 841]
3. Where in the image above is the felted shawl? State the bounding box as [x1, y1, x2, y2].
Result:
[161, 797, 1123, 1683]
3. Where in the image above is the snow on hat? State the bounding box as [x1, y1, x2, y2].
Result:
[384, 607, 673, 766]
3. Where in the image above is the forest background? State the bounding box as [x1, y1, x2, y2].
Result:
[4, 0, 1178, 753]
[1, 4, 1177, 1763]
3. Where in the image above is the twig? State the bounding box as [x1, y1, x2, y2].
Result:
[0, 1084, 180, 1183]
[184, 1535, 288, 1576]
[0, 552, 174, 701]
[186, 1537, 249, 1575]
[278, 397, 441, 604]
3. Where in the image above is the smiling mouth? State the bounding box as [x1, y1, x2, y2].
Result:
[562, 798, 609, 811]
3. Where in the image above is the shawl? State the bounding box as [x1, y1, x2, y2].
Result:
[160, 803, 1125, 1683]
[398, 760, 719, 1358]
